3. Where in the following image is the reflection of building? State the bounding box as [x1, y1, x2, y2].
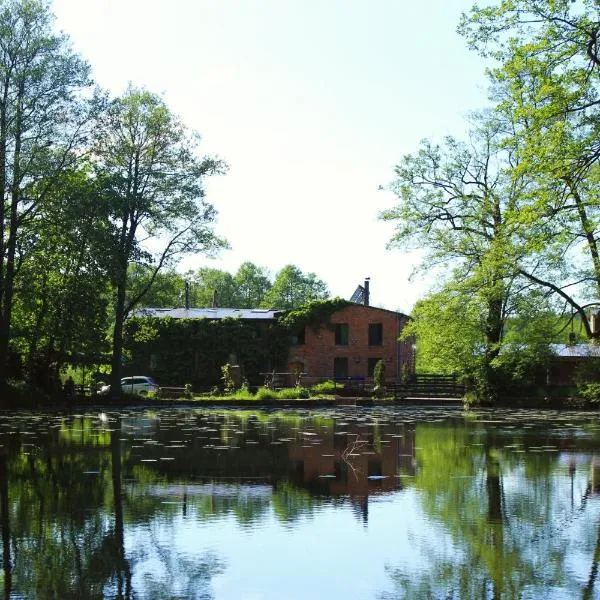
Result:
[285, 422, 416, 522]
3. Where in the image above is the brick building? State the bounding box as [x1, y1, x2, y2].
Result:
[287, 303, 413, 385]
[132, 280, 413, 387]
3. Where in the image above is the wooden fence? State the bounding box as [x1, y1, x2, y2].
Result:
[387, 374, 465, 400]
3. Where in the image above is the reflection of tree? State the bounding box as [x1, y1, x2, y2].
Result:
[110, 419, 132, 598]
[0, 454, 11, 600]
[584, 521, 600, 600]
[272, 481, 315, 522]
[384, 423, 580, 599]
[1, 414, 228, 598]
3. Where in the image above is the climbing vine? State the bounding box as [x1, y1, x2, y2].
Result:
[279, 298, 352, 332]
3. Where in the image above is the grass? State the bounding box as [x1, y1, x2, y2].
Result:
[189, 386, 313, 401]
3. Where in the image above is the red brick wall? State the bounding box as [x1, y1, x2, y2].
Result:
[287, 304, 413, 384]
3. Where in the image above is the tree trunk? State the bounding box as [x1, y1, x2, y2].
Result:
[0, 84, 22, 385]
[110, 280, 127, 401]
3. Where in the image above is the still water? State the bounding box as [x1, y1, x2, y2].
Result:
[0, 406, 599, 599]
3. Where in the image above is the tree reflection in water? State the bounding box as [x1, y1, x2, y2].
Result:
[0, 409, 598, 598]
[0, 414, 225, 599]
[383, 421, 600, 599]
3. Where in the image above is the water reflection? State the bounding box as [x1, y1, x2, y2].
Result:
[0, 408, 599, 598]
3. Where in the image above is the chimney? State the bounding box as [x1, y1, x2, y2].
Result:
[212, 289, 219, 308]
[364, 278, 370, 306]
[184, 281, 190, 310]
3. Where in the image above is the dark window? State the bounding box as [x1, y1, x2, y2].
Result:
[369, 323, 383, 346]
[292, 327, 305, 345]
[368, 358, 382, 378]
[334, 357, 349, 378]
[335, 323, 349, 345]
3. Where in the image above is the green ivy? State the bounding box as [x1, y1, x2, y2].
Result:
[123, 316, 289, 388]
[279, 298, 352, 332]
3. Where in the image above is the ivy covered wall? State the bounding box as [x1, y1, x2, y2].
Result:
[123, 316, 290, 388]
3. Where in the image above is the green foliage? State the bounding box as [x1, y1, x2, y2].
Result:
[310, 380, 337, 395]
[93, 85, 228, 395]
[574, 358, 600, 403]
[233, 262, 272, 307]
[191, 268, 238, 308]
[459, 0, 600, 339]
[279, 298, 351, 332]
[577, 383, 600, 404]
[0, 0, 95, 383]
[401, 288, 483, 376]
[260, 265, 329, 310]
[127, 266, 186, 308]
[124, 316, 289, 388]
[373, 359, 386, 398]
[221, 363, 237, 394]
[255, 387, 278, 401]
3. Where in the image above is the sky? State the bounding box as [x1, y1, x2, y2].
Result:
[52, 0, 489, 313]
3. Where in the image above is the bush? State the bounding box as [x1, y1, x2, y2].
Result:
[462, 390, 478, 410]
[578, 383, 600, 404]
[255, 387, 278, 400]
[310, 380, 336, 395]
[373, 360, 386, 398]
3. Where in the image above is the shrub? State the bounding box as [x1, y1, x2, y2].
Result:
[255, 387, 278, 400]
[578, 383, 600, 404]
[373, 360, 386, 398]
[310, 380, 337, 395]
[221, 363, 236, 394]
[462, 390, 478, 410]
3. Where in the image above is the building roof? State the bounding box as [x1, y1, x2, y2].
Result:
[550, 343, 600, 358]
[134, 307, 281, 320]
[135, 303, 410, 321]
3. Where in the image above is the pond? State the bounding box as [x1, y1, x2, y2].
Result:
[0, 406, 599, 599]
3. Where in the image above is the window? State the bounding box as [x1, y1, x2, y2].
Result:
[368, 323, 383, 346]
[333, 357, 349, 379]
[335, 323, 349, 345]
[368, 358, 382, 378]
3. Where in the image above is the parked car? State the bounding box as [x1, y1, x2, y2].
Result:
[98, 376, 160, 397]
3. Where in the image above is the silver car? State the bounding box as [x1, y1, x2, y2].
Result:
[99, 376, 159, 397]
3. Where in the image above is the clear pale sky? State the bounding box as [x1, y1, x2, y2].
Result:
[52, 0, 488, 313]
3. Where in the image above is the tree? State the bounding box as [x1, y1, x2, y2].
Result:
[459, 0, 600, 339]
[233, 262, 271, 307]
[380, 119, 537, 398]
[127, 266, 186, 309]
[11, 166, 112, 384]
[190, 267, 237, 308]
[0, 0, 93, 384]
[92, 86, 227, 399]
[260, 265, 328, 310]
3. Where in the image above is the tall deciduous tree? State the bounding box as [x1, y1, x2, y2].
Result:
[0, 0, 92, 384]
[459, 0, 600, 338]
[12, 166, 112, 382]
[190, 267, 237, 308]
[260, 265, 328, 310]
[127, 266, 186, 309]
[380, 119, 541, 398]
[92, 86, 227, 398]
[233, 262, 271, 307]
